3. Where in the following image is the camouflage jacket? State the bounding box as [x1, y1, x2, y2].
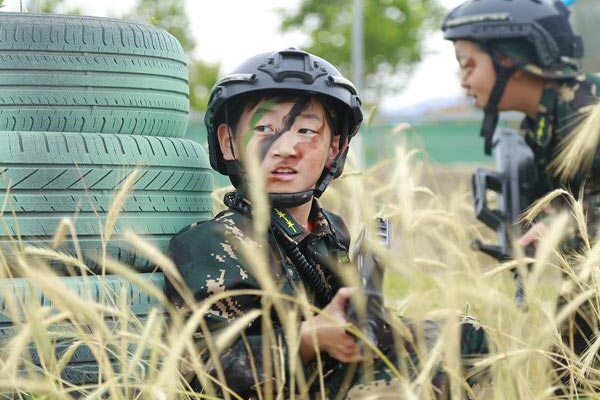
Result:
[521, 73, 600, 198]
[165, 193, 352, 397]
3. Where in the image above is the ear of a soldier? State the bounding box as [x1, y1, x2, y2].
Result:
[217, 123, 236, 160]
[327, 139, 340, 162]
[328, 135, 341, 163]
[498, 53, 515, 69]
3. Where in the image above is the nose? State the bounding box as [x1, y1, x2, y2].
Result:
[271, 130, 299, 158]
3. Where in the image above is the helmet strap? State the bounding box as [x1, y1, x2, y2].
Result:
[481, 53, 517, 155]
[224, 159, 315, 208]
[223, 102, 239, 160]
[225, 147, 349, 209]
[314, 137, 349, 197]
[224, 129, 350, 209]
[269, 189, 315, 208]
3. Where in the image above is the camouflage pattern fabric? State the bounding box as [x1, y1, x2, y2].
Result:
[521, 74, 599, 190]
[520, 72, 600, 234]
[166, 195, 352, 396]
[166, 192, 488, 398]
[517, 72, 600, 251]
[519, 74, 600, 389]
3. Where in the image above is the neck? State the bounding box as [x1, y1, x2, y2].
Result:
[284, 200, 313, 230]
[506, 74, 546, 119]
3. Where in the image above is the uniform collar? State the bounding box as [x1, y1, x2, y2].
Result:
[270, 200, 333, 242]
[525, 82, 557, 147]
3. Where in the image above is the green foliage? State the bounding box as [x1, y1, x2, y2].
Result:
[29, 0, 81, 14]
[124, 0, 220, 112]
[188, 59, 220, 114]
[279, 0, 444, 104]
[123, 0, 195, 53]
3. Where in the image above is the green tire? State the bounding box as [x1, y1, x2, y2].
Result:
[0, 131, 213, 271]
[0, 273, 165, 387]
[0, 13, 189, 136]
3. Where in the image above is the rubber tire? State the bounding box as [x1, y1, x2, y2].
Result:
[0, 273, 165, 387]
[0, 131, 213, 271]
[0, 12, 189, 136]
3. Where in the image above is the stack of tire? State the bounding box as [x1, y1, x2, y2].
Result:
[0, 12, 213, 390]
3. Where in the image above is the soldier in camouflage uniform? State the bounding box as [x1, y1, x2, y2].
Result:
[443, 0, 600, 390]
[166, 48, 487, 399]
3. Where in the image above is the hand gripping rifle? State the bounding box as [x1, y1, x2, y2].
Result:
[347, 217, 392, 354]
[471, 128, 539, 307]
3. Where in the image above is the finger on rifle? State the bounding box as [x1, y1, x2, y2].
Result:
[333, 339, 363, 363]
[518, 221, 547, 247]
[333, 286, 358, 305]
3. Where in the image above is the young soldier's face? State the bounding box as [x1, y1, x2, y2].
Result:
[219, 97, 339, 194]
[454, 40, 497, 108]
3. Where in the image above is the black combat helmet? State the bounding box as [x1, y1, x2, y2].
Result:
[441, 0, 584, 154]
[205, 48, 363, 206]
[442, 0, 584, 77]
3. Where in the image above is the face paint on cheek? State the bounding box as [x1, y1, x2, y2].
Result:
[238, 128, 253, 162]
[259, 98, 310, 161]
[249, 100, 276, 129]
[306, 122, 325, 150]
[237, 102, 274, 161]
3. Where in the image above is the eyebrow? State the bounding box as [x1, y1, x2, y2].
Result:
[252, 106, 323, 123]
[296, 112, 323, 122]
[253, 105, 277, 116]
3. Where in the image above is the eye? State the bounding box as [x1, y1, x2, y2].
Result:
[254, 125, 274, 134]
[459, 57, 474, 71]
[298, 128, 318, 135]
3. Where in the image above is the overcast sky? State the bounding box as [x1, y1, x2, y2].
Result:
[10, 0, 467, 111]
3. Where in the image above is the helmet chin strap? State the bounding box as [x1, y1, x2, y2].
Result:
[268, 144, 348, 208]
[224, 141, 349, 209]
[481, 53, 517, 155]
[224, 159, 314, 207]
[268, 189, 315, 208]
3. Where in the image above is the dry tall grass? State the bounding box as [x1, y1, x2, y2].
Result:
[0, 141, 597, 399]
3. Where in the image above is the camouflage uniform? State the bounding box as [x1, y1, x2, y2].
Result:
[520, 72, 600, 248]
[520, 73, 600, 204]
[166, 192, 488, 399]
[166, 193, 346, 395]
[519, 73, 600, 386]
[519, 73, 600, 247]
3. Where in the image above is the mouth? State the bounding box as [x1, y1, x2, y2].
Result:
[467, 93, 480, 106]
[270, 166, 298, 181]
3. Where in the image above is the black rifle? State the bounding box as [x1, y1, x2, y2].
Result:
[471, 127, 539, 307]
[347, 217, 391, 352]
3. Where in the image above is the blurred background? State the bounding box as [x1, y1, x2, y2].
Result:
[8, 0, 600, 172]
